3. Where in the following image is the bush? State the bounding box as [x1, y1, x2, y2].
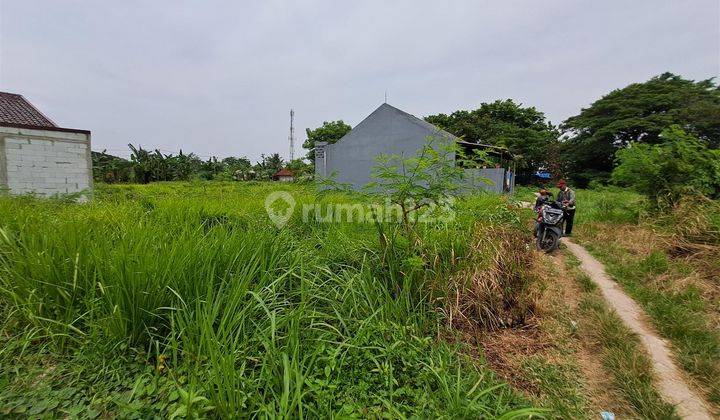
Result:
[443, 225, 540, 331]
[657, 195, 720, 249]
[611, 125, 720, 204]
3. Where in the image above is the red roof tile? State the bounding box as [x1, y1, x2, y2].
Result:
[274, 168, 294, 177]
[0, 91, 57, 128]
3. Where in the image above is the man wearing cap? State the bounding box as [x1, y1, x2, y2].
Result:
[556, 180, 576, 236]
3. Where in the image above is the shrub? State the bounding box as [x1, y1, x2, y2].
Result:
[611, 125, 720, 204]
[443, 225, 541, 331]
[656, 195, 720, 264]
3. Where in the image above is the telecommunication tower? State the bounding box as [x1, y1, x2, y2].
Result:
[289, 109, 295, 161]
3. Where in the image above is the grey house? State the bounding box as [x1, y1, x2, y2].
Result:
[315, 103, 515, 193]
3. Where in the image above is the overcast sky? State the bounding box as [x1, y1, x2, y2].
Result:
[1, 1, 718, 161]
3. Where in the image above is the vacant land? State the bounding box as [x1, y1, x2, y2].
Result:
[2, 182, 717, 418]
[572, 188, 720, 413]
[0, 182, 545, 418]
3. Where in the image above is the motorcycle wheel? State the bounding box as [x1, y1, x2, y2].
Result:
[536, 230, 560, 253]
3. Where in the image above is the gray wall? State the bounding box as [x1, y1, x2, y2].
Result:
[0, 136, 6, 190]
[314, 104, 515, 194]
[316, 104, 454, 189]
[461, 168, 509, 193]
[0, 126, 92, 196]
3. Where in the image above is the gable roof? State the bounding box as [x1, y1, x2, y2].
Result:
[380, 102, 460, 141]
[274, 168, 294, 177]
[0, 91, 56, 127]
[335, 102, 460, 148]
[0, 91, 90, 134]
[351, 104, 514, 157]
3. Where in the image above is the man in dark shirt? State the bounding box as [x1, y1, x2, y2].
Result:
[556, 179, 576, 236]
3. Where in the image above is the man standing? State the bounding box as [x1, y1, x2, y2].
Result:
[556, 179, 576, 236]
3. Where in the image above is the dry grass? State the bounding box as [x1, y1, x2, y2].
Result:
[548, 254, 629, 416]
[576, 206, 720, 408]
[582, 221, 720, 310]
[471, 250, 644, 418]
[478, 324, 549, 394]
[658, 196, 720, 246]
[443, 224, 542, 331]
[656, 197, 720, 286]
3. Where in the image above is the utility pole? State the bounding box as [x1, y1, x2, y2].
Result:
[289, 109, 295, 161]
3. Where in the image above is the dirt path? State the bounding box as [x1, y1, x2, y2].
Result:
[549, 253, 633, 416]
[562, 238, 713, 420]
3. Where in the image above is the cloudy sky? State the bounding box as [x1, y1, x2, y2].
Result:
[1, 1, 718, 161]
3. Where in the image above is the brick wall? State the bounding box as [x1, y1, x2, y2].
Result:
[0, 127, 91, 196]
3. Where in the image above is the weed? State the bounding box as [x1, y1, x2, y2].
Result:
[443, 224, 540, 331]
[0, 182, 541, 418]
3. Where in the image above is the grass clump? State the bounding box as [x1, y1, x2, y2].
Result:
[598, 250, 720, 405]
[0, 182, 542, 418]
[444, 224, 540, 331]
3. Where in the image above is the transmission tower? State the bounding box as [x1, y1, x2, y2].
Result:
[289, 109, 295, 161]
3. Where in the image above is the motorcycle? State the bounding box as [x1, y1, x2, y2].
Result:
[535, 200, 565, 252]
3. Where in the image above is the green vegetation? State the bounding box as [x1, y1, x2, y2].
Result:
[562, 73, 720, 186]
[612, 125, 720, 204]
[515, 356, 589, 419]
[425, 99, 560, 176]
[564, 255, 678, 419]
[302, 120, 352, 161]
[0, 182, 543, 418]
[367, 138, 464, 238]
[9, 70, 720, 418]
[95, 72, 720, 191]
[567, 187, 720, 407]
[93, 147, 313, 184]
[468, 225, 675, 418]
[491, 254, 594, 419]
[424, 73, 720, 189]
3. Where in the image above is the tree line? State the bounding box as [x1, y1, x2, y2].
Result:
[92, 146, 312, 184]
[308, 72, 720, 203]
[94, 72, 720, 202]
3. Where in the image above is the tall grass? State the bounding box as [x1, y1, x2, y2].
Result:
[0, 182, 540, 417]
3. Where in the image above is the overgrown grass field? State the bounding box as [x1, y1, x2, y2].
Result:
[0, 182, 541, 418]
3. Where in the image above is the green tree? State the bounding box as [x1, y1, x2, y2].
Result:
[612, 125, 720, 204]
[253, 153, 285, 179]
[92, 150, 132, 183]
[425, 99, 558, 176]
[367, 137, 465, 240]
[303, 120, 352, 160]
[562, 73, 720, 186]
[222, 156, 252, 180]
[286, 158, 312, 177]
[197, 157, 225, 180]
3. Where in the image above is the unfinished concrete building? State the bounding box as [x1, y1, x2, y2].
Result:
[0, 92, 92, 196]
